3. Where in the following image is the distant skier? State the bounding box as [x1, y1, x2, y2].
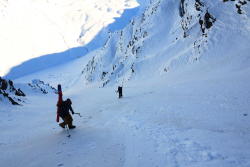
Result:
[204, 10, 216, 29]
[58, 98, 76, 129]
[116, 86, 123, 99]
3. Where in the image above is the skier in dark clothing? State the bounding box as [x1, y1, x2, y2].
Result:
[58, 98, 76, 129]
[117, 86, 123, 99]
[204, 11, 216, 29]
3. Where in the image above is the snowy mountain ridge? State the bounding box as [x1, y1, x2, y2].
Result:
[2, 0, 250, 105]
[4, 0, 250, 101]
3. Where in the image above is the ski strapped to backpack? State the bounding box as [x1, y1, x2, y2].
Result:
[56, 84, 63, 122]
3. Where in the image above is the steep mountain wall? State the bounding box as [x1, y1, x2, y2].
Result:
[81, 0, 250, 87]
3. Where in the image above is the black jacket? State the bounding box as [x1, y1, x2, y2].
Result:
[58, 100, 74, 118]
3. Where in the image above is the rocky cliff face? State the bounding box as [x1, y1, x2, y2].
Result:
[0, 77, 26, 105]
[0, 77, 57, 105]
[28, 79, 57, 95]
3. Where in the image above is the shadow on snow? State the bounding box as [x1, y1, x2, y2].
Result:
[5, 7, 140, 80]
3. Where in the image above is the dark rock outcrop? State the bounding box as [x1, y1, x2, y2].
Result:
[28, 79, 57, 94]
[0, 77, 25, 105]
[223, 0, 249, 14]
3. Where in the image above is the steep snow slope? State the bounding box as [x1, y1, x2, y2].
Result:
[1, 66, 250, 167]
[81, 0, 250, 87]
[0, 0, 139, 76]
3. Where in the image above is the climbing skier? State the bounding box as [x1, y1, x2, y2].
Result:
[116, 86, 123, 99]
[58, 98, 76, 129]
[204, 10, 216, 29]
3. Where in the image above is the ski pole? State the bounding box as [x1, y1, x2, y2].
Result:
[74, 112, 82, 117]
[65, 125, 71, 138]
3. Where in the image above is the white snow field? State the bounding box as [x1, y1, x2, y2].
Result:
[1, 64, 250, 167]
[1, 0, 250, 167]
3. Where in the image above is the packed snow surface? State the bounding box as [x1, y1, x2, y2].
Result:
[1, 64, 250, 167]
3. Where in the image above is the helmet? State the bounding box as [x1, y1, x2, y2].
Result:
[66, 98, 72, 104]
